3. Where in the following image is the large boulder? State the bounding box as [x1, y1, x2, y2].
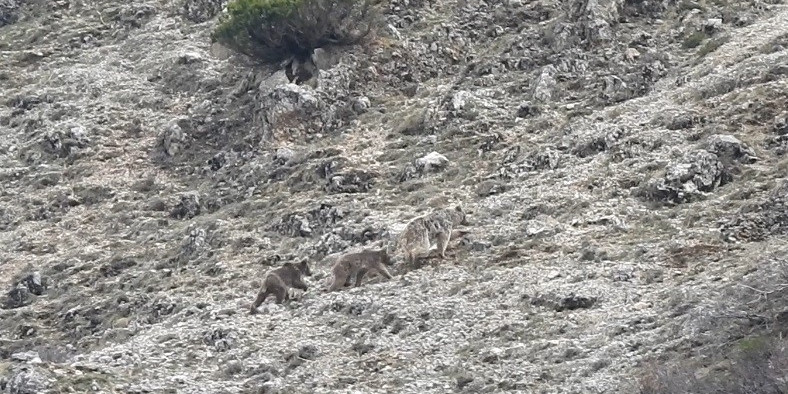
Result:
[639, 150, 730, 204]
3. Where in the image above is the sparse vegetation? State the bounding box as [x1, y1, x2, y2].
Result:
[639, 264, 788, 394]
[683, 30, 708, 49]
[638, 335, 788, 394]
[212, 0, 380, 62]
[697, 36, 729, 58]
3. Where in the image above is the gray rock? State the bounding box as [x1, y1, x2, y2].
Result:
[5, 366, 50, 394]
[273, 147, 295, 165]
[530, 293, 598, 312]
[705, 134, 757, 164]
[182, 0, 225, 23]
[258, 70, 290, 92]
[170, 191, 201, 219]
[43, 125, 90, 158]
[704, 18, 723, 34]
[532, 65, 557, 103]
[311, 47, 339, 70]
[257, 84, 323, 139]
[22, 271, 45, 295]
[351, 96, 370, 114]
[3, 284, 32, 309]
[640, 150, 729, 204]
[115, 4, 157, 28]
[161, 121, 187, 157]
[272, 204, 344, 238]
[415, 151, 449, 173]
[178, 226, 207, 262]
[516, 102, 541, 118]
[325, 170, 377, 194]
[721, 180, 788, 243]
[0, 0, 19, 28]
[10, 351, 42, 364]
[775, 113, 788, 135]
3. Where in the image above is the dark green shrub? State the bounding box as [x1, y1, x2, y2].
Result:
[213, 0, 379, 63]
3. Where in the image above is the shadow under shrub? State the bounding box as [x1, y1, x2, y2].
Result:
[213, 0, 379, 63]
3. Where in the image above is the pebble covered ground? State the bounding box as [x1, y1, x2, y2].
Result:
[1, 0, 788, 392]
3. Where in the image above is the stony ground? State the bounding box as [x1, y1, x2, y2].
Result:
[1, 0, 788, 393]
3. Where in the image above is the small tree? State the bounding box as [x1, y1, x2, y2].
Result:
[213, 0, 379, 63]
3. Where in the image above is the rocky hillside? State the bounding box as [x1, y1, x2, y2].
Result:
[1, 0, 787, 392]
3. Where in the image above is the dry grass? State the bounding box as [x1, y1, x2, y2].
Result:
[638, 335, 788, 394]
[638, 262, 788, 393]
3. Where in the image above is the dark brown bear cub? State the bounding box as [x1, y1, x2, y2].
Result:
[250, 259, 312, 314]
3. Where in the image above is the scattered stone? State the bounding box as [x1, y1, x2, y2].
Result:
[721, 180, 788, 242]
[0, 0, 19, 27]
[272, 204, 343, 238]
[4, 366, 50, 394]
[476, 180, 507, 197]
[351, 96, 371, 114]
[393, 109, 427, 135]
[10, 351, 42, 364]
[704, 18, 723, 34]
[639, 150, 729, 204]
[21, 271, 46, 295]
[529, 293, 598, 312]
[311, 47, 339, 70]
[202, 328, 236, 351]
[257, 84, 323, 139]
[0, 277, 43, 317]
[325, 170, 377, 194]
[532, 65, 557, 103]
[704, 134, 757, 164]
[43, 125, 90, 158]
[170, 192, 201, 219]
[775, 113, 788, 135]
[115, 3, 157, 28]
[273, 147, 295, 165]
[516, 102, 541, 118]
[182, 0, 225, 23]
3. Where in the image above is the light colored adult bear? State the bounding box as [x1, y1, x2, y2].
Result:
[396, 205, 469, 266]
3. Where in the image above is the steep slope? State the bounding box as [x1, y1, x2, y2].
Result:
[1, 0, 787, 392]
